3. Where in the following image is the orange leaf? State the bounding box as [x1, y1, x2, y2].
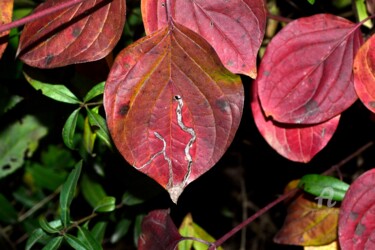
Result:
[0, 0, 13, 59]
[304, 241, 339, 250]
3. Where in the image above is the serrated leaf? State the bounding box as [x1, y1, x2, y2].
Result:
[110, 218, 131, 244]
[104, 21, 244, 203]
[64, 234, 88, 250]
[299, 174, 349, 201]
[142, 0, 266, 77]
[257, 14, 362, 124]
[81, 174, 106, 209]
[91, 222, 107, 244]
[86, 107, 112, 148]
[41, 236, 63, 250]
[0, 194, 18, 224]
[77, 227, 103, 250]
[38, 216, 61, 234]
[138, 210, 182, 250]
[338, 168, 375, 249]
[60, 161, 82, 227]
[84, 81, 105, 102]
[24, 73, 81, 104]
[26, 228, 49, 250]
[62, 108, 81, 149]
[18, 0, 126, 68]
[251, 81, 340, 163]
[0, 115, 48, 178]
[0, 0, 13, 59]
[94, 196, 116, 213]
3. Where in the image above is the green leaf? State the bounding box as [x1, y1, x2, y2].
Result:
[355, 0, 372, 28]
[60, 161, 82, 227]
[62, 108, 81, 150]
[91, 222, 107, 244]
[307, 0, 315, 4]
[0, 115, 48, 178]
[24, 73, 81, 104]
[121, 191, 144, 206]
[94, 196, 116, 213]
[25, 228, 49, 250]
[298, 174, 350, 201]
[26, 163, 67, 191]
[86, 107, 112, 148]
[83, 116, 97, 155]
[41, 236, 63, 250]
[133, 214, 144, 247]
[64, 234, 88, 250]
[77, 226, 103, 250]
[81, 174, 106, 209]
[41, 145, 75, 169]
[0, 85, 23, 117]
[0, 194, 18, 224]
[84, 82, 105, 102]
[38, 217, 61, 234]
[110, 218, 131, 244]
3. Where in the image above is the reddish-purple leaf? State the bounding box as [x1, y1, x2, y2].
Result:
[0, 0, 13, 59]
[367, 0, 375, 15]
[257, 14, 362, 124]
[251, 81, 340, 163]
[338, 168, 375, 249]
[141, 0, 266, 78]
[104, 22, 244, 203]
[17, 0, 126, 68]
[138, 209, 182, 250]
[354, 34, 375, 113]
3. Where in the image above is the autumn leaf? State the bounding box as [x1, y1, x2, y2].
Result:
[304, 241, 339, 250]
[0, 0, 13, 59]
[251, 81, 340, 163]
[138, 209, 182, 250]
[354, 34, 375, 113]
[338, 168, 375, 249]
[257, 14, 362, 124]
[18, 0, 126, 68]
[104, 21, 244, 203]
[274, 180, 340, 246]
[141, 0, 266, 78]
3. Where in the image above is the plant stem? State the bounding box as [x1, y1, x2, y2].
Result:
[0, 0, 85, 33]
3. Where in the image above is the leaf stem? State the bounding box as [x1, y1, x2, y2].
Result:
[0, 0, 85, 33]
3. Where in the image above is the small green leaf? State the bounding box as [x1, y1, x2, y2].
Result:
[62, 108, 81, 149]
[24, 73, 81, 104]
[0, 194, 18, 224]
[307, 0, 315, 4]
[26, 163, 67, 191]
[77, 226, 103, 250]
[298, 174, 350, 201]
[0, 85, 23, 117]
[84, 82, 105, 102]
[121, 191, 144, 206]
[0, 115, 48, 178]
[38, 217, 61, 234]
[355, 0, 372, 28]
[86, 107, 112, 148]
[94, 196, 116, 213]
[110, 218, 131, 244]
[83, 116, 97, 154]
[81, 174, 106, 209]
[60, 161, 82, 227]
[91, 222, 107, 244]
[41, 236, 63, 250]
[41, 145, 75, 169]
[133, 214, 144, 247]
[26, 228, 49, 250]
[64, 234, 88, 250]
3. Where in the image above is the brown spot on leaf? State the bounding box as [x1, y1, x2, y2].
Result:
[119, 103, 130, 116]
[45, 54, 53, 65]
[72, 27, 81, 37]
[216, 99, 229, 113]
[350, 211, 359, 220]
[355, 223, 366, 236]
[305, 100, 319, 113]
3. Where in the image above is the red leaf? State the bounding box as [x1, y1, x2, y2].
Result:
[251, 81, 340, 163]
[0, 0, 13, 59]
[104, 22, 244, 203]
[141, 0, 266, 78]
[338, 168, 375, 249]
[17, 0, 126, 68]
[138, 209, 182, 250]
[257, 14, 362, 124]
[354, 34, 375, 113]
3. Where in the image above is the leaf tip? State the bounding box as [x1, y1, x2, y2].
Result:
[168, 186, 184, 204]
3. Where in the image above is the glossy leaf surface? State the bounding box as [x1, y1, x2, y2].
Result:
[251, 82, 339, 163]
[142, 0, 266, 78]
[104, 22, 244, 203]
[138, 209, 182, 250]
[354, 34, 375, 113]
[0, 0, 13, 59]
[338, 168, 375, 249]
[18, 0, 126, 68]
[257, 14, 362, 124]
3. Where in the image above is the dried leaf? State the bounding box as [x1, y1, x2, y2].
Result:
[18, 0, 126, 68]
[0, 0, 13, 59]
[104, 22, 244, 203]
[142, 0, 266, 77]
[257, 14, 362, 124]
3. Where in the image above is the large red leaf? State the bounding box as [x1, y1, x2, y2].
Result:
[257, 14, 362, 124]
[138, 209, 182, 250]
[141, 0, 266, 78]
[17, 0, 126, 68]
[354, 34, 375, 113]
[104, 22, 244, 203]
[0, 0, 13, 59]
[338, 168, 375, 249]
[251, 81, 340, 163]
